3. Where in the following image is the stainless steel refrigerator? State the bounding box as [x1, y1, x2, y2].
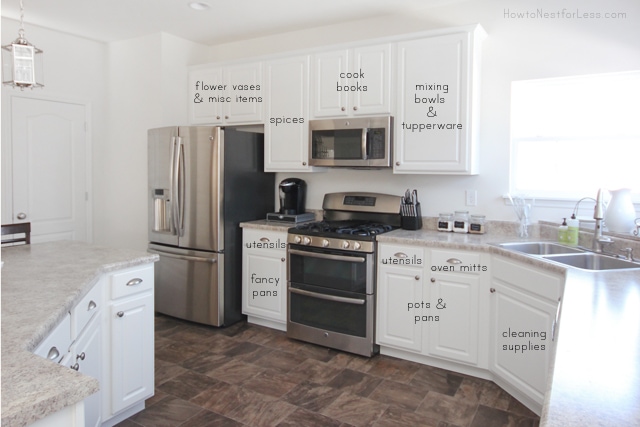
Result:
[148, 126, 274, 326]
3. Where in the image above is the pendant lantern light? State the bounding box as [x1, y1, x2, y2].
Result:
[2, 0, 44, 89]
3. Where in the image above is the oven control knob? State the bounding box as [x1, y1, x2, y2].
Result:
[303, 236, 312, 245]
[353, 242, 361, 250]
[342, 240, 350, 249]
[322, 239, 330, 248]
[293, 235, 302, 244]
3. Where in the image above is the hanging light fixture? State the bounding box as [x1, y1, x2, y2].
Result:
[2, 0, 44, 89]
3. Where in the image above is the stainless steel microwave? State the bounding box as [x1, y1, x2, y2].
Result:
[309, 116, 393, 168]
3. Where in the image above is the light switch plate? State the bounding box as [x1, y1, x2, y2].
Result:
[466, 190, 477, 206]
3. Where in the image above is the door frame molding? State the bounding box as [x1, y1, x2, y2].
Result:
[1, 92, 93, 243]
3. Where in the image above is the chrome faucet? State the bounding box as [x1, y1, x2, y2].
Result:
[592, 188, 613, 252]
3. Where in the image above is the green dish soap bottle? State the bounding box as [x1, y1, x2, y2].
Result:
[558, 218, 568, 244]
[567, 214, 579, 246]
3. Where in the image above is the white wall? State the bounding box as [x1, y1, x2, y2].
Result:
[203, 0, 640, 226]
[98, 33, 208, 249]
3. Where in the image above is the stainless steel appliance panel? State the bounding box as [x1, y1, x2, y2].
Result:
[178, 126, 222, 252]
[148, 127, 179, 247]
[149, 243, 224, 326]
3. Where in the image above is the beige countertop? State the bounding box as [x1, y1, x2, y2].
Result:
[242, 219, 640, 426]
[1, 241, 158, 427]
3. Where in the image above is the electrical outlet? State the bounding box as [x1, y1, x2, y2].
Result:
[465, 190, 477, 206]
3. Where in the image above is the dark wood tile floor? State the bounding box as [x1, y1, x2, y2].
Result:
[117, 314, 540, 427]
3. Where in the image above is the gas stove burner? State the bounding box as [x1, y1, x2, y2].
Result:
[293, 220, 396, 239]
[336, 223, 394, 236]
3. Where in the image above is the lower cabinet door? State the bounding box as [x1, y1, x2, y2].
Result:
[109, 292, 154, 415]
[377, 264, 424, 352]
[490, 280, 556, 405]
[71, 314, 102, 427]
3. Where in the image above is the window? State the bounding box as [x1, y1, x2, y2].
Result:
[510, 71, 640, 199]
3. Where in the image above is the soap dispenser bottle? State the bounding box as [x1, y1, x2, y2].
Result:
[558, 218, 568, 244]
[567, 214, 579, 246]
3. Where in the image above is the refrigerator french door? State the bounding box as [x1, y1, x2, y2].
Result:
[148, 126, 274, 326]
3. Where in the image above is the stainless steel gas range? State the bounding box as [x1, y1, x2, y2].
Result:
[286, 192, 402, 357]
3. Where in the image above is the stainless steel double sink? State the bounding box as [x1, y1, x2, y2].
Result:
[496, 242, 640, 271]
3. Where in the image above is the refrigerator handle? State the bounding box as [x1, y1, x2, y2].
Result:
[148, 248, 217, 263]
[170, 136, 180, 235]
[177, 136, 185, 236]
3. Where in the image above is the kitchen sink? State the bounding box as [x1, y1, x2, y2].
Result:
[542, 253, 640, 271]
[497, 242, 585, 255]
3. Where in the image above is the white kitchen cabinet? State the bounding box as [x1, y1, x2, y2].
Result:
[376, 244, 425, 352]
[102, 264, 154, 426]
[242, 228, 288, 331]
[311, 44, 392, 118]
[377, 243, 489, 369]
[264, 55, 319, 172]
[490, 256, 563, 413]
[394, 26, 485, 174]
[427, 249, 486, 366]
[188, 62, 263, 125]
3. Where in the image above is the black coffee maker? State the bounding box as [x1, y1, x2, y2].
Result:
[279, 178, 306, 215]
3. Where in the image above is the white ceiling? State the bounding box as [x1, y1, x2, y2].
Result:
[1, 0, 461, 45]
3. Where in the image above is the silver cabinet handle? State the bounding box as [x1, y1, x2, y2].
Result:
[430, 277, 435, 283]
[396, 161, 401, 166]
[446, 258, 462, 264]
[88, 300, 97, 311]
[394, 252, 408, 258]
[260, 237, 270, 242]
[71, 363, 79, 371]
[490, 288, 496, 293]
[117, 311, 124, 317]
[76, 352, 86, 361]
[126, 278, 143, 287]
[16, 212, 27, 220]
[46, 346, 60, 361]
[281, 257, 285, 262]
[341, 107, 346, 111]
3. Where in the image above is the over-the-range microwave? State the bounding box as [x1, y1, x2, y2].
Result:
[309, 116, 393, 168]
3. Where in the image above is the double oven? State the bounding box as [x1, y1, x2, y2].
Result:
[286, 192, 402, 357]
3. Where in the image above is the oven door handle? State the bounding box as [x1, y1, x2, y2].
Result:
[289, 287, 366, 305]
[288, 249, 366, 263]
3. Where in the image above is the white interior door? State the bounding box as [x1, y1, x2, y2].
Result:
[9, 96, 89, 242]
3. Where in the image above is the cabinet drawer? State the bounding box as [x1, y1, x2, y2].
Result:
[243, 229, 288, 254]
[379, 244, 425, 265]
[431, 249, 482, 274]
[71, 280, 103, 337]
[110, 265, 154, 300]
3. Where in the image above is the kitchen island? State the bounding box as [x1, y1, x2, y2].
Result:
[1, 241, 158, 427]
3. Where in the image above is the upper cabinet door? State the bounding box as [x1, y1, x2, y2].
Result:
[264, 55, 319, 172]
[311, 44, 392, 119]
[394, 28, 485, 174]
[352, 44, 392, 116]
[189, 67, 224, 124]
[311, 49, 350, 118]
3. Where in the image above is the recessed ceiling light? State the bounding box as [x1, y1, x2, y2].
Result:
[189, 1, 211, 11]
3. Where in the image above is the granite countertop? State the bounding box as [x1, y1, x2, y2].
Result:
[243, 219, 640, 426]
[1, 241, 159, 427]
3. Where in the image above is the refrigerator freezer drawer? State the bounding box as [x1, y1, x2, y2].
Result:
[149, 244, 224, 326]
